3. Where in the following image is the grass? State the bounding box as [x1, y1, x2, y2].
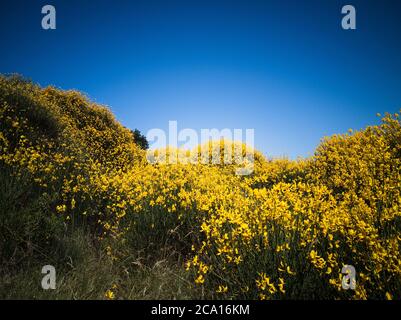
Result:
[0, 228, 199, 300]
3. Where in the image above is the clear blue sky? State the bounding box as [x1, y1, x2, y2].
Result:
[1, 0, 400, 158]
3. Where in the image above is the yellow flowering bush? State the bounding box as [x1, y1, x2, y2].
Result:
[0, 75, 145, 261]
[1, 75, 400, 299]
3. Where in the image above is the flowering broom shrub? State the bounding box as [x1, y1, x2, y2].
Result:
[0, 75, 145, 263]
[1, 74, 400, 299]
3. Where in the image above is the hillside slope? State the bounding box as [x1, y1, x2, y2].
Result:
[1, 75, 401, 300]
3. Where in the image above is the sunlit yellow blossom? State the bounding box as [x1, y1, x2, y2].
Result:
[104, 289, 115, 300]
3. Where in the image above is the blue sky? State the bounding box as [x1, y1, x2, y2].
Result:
[1, 0, 400, 158]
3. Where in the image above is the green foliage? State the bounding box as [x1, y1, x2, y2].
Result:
[131, 128, 149, 150]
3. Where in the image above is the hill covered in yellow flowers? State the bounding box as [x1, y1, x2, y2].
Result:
[1, 74, 400, 299]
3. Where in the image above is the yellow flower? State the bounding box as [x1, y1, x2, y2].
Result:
[287, 266, 295, 275]
[195, 274, 204, 285]
[56, 204, 67, 213]
[216, 285, 228, 293]
[104, 289, 115, 300]
[278, 278, 285, 294]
